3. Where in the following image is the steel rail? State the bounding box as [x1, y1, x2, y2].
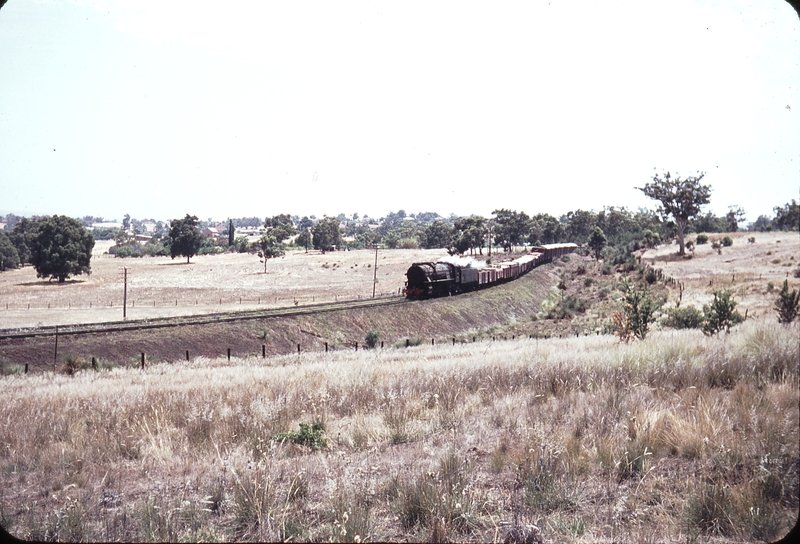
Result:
[0, 295, 407, 339]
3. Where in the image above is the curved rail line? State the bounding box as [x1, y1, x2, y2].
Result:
[0, 295, 407, 340]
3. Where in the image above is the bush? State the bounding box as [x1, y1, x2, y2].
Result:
[601, 263, 613, 275]
[583, 277, 594, 287]
[575, 264, 586, 275]
[547, 296, 588, 319]
[614, 279, 662, 340]
[696, 234, 709, 244]
[703, 290, 744, 334]
[275, 422, 328, 451]
[664, 305, 704, 329]
[722, 236, 733, 247]
[774, 279, 800, 324]
[364, 330, 380, 349]
[748, 236, 756, 243]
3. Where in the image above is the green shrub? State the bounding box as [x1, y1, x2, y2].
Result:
[364, 330, 380, 349]
[275, 422, 328, 451]
[616, 279, 662, 340]
[575, 264, 586, 275]
[0, 361, 24, 375]
[696, 234, 709, 244]
[722, 236, 733, 247]
[703, 290, 744, 334]
[601, 263, 613, 275]
[664, 306, 704, 329]
[583, 277, 594, 287]
[774, 279, 800, 324]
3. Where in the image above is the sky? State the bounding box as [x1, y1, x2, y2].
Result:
[0, 0, 798, 224]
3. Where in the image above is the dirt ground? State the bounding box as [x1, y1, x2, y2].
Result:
[0, 244, 450, 328]
[641, 231, 800, 319]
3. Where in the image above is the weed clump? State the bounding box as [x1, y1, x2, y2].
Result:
[275, 422, 328, 451]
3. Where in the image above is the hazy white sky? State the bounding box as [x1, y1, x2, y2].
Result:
[1, 0, 798, 223]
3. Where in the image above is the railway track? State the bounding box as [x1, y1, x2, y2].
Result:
[0, 295, 407, 340]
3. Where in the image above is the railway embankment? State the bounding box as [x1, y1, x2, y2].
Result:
[0, 264, 560, 373]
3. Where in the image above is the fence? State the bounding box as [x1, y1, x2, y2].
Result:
[0, 290, 404, 313]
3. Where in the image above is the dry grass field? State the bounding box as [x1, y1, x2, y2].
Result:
[0, 321, 796, 542]
[0, 245, 449, 328]
[0, 233, 798, 542]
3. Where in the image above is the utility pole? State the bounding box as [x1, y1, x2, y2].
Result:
[123, 267, 128, 320]
[372, 244, 379, 298]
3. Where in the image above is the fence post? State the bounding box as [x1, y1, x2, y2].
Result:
[406, 339, 410, 347]
[227, 348, 231, 361]
[381, 341, 384, 349]
[186, 350, 189, 361]
[92, 357, 97, 370]
[141, 353, 145, 369]
[452, 337, 455, 345]
[24, 363, 28, 374]
[431, 338, 434, 346]
[355, 342, 358, 351]
[473, 337, 476, 342]
[297, 344, 300, 354]
[325, 342, 328, 352]
[262, 344, 266, 358]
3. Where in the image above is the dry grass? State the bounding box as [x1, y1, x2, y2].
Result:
[1, 319, 796, 542]
[0, 247, 450, 328]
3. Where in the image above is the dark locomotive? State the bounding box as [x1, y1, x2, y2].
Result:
[403, 243, 577, 299]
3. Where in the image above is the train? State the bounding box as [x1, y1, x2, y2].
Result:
[403, 243, 578, 299]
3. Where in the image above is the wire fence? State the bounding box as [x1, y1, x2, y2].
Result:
[0, 290, 404, 313]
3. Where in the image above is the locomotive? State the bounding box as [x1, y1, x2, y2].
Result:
[403, 243, 577, 299]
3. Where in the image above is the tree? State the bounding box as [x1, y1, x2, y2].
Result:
[773, 199, 799, 231]
[702, 290, 743, 335]
[617, 279, 662, 340]
[296, 229, 312, 252]
[228, 219, 235, 247]
[492, 209, 530, 252]
[451, 216, 487, 255]
[423, 221, 453, 249]
[8, 217, 37, 264]
[29, 215, 95, 282]
[168, 214, 204, 263]
[312, 217, 342, 252]
[587, 226, 607, 260]
[0, 231, 20, 271]
[254, 232, 284, 273]
[774, 279, 800, 324]
[725, 206, 746, 232]
[265, 214, 297, 243]
[639, 171, 711, 256]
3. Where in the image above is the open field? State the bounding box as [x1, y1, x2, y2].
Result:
[1, 320, 796, 542]
[642, 231, 800, 319]
[0, 245, 449, 328]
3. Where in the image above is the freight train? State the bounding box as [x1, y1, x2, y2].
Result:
[403, 243, 578, 299]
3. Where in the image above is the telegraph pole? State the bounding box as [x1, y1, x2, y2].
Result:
[372, 245, 379, 298]
[123, 267, 128, 320]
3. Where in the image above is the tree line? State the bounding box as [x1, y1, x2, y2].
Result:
[1, 172, 798, 281]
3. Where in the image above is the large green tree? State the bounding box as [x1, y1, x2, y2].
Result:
[265, 214, 297, 243]
[492, 209, 530, 252]
[639, 171, 711, 256]
[168, 214, 204, 263]
[312, 217, 342, 252]
[8, 217, 37, 264]
[29, 215, 95, 282]
[0, 231, 20, 271]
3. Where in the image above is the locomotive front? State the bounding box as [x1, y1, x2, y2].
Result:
[403, 262, 456, 299]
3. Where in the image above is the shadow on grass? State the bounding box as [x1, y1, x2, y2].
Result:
[16, 279, 86, 287]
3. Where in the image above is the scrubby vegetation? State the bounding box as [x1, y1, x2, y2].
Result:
[1, 321, 796, 542]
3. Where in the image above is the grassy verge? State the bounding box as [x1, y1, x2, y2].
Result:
[1, 319, 796, 542]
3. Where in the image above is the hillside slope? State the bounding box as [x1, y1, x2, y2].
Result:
[0, 261, 561, 371]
